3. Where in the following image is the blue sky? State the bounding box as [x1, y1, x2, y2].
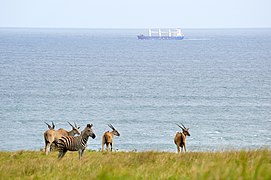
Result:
[0, 0, 270, 28]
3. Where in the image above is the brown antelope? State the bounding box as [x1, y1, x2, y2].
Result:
[57, 122, 81, 137]
[102, 124, 120, 152]
[174, 123, 190, 153]
[44, 122, 80, 155]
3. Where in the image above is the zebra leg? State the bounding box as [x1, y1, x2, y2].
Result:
[78, 149, 82, 159]
[78, 149, 85, 159]
[58, 150, 67, 159]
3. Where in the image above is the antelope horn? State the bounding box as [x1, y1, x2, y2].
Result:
[110, 124, 116, 130]
[52, 122, 55, 129]
[74, 122, 80, 129]
[176, 123, 184, 130]
[44, 122, 51, 129]
[180, 123, 186, 129]
[68, 122, 74, 128]
[108, 124, 115, 130]
[74, 122, 77, 128]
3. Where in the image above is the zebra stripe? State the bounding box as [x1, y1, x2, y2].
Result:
[58, 135, 88, 151]
[57, 123, 96, 159]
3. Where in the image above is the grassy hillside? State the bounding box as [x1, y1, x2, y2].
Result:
[0, 150, 270, 179]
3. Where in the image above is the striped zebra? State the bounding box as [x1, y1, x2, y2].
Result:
[57, 123, 96, 159]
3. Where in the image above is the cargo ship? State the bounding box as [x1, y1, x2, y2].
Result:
[137, 28, 184, 40]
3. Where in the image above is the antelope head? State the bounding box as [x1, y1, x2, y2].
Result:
[45, 122, 55, 130]
[176, 123, 190, 136]
[68, 122, 81, 136]
[108, 123, 120, 136]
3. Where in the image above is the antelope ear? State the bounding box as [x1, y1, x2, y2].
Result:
[78, 126, 80, 129]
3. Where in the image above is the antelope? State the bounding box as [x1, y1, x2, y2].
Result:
[57, 123, 96, 159]
[174, 123, 190, 153]
[44, 122, 81, 155]
[57, 122, 81, 137]
[102, 124, 120, 152]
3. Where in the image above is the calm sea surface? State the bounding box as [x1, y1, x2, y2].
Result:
[0, 28, 270, 152]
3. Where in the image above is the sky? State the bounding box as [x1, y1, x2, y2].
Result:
[0, 0, 270, 28]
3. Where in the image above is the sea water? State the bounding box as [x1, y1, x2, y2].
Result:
[0, 28, 270, 152]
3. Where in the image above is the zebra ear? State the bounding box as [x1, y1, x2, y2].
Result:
[87, 124, 93, 128]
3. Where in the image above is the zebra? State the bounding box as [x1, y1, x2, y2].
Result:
[57, 123, 96, 159]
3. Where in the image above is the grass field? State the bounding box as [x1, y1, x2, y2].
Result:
[0, 149, 270, 179]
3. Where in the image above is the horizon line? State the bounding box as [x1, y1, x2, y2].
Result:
[0, 26, 271, 30]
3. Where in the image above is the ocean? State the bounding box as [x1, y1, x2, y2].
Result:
[0, 28, 270, 152]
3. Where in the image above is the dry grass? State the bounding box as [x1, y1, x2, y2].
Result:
[0, 149, 270, 179]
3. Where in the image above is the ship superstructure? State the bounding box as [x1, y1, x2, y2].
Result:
[137, 28, 184, 40]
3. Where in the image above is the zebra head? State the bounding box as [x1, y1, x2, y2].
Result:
[84, 124, 96, 139]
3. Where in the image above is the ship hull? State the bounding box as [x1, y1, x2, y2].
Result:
[137, 35, 184, 40]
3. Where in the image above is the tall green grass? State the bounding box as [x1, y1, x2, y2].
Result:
[0, 150, 270, 179]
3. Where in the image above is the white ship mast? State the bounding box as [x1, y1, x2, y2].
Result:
[148, 29, 152, 37]
[158, 29, 161, 37]
[168, 29, 171, 37]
